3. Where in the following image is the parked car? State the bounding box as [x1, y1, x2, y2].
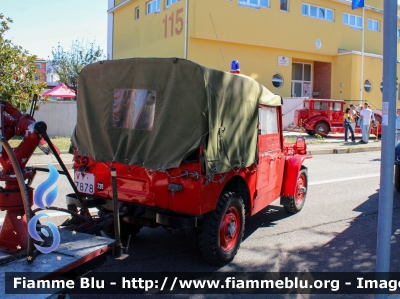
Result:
[294, 99, 382, 137]
[68, 58, 312, 265]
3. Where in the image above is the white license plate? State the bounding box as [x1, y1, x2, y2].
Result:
[74, 172, 95, 194]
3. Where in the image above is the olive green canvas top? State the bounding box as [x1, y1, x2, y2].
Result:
[71, 58, 281, 175]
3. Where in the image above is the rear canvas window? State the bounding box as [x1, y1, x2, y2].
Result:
[113, 89, 156, 130]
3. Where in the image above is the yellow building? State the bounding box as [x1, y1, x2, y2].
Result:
[107, 0, 400, 109]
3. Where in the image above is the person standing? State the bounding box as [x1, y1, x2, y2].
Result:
[359, 102, 373, 144]
[396, 109, 400, 145]
[344, 107, 355, 143]
[349, 104, 357, 135]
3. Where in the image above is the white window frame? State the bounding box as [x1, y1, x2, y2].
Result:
[146, 0, 160, 15]
[342, 12, 363, 29]
[135, 7, 140, 20]
[302, 3, 334, 21]
[239, 0, 269, 9]
[166, 0, 179, 8]
[280, 0, 289, 12]
[367, 19, 379, 32]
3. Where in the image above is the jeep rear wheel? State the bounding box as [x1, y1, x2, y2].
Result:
[284, 168, 308, 214]
[98, 210, 141, 241]
[199, 192, 245, 265]
[314, 121, 329, 136]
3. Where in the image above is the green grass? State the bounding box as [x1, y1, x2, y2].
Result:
[284, 135, 326, 145]
[9, 136, 71, 152]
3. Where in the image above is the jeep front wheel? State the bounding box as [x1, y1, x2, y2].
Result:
[199, 192, 245, 265]
[314, 121, 329, 136]
[284, 168, 308, 214]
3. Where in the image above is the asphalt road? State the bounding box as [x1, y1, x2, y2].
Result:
[67, 151, 395, 299]
[3, 151, 400, 298]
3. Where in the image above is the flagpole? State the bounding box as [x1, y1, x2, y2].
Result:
[359, 6, 365, 105]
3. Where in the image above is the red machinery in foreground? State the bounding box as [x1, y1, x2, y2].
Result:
[0, 97, 116, 290]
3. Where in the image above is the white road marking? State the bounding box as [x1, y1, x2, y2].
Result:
[309, 173, 380, 186]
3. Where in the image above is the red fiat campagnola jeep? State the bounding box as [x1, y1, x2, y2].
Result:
[68, 58, 312, 265]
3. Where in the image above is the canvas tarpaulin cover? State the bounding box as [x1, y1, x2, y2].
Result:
[71, 58, 281, 175]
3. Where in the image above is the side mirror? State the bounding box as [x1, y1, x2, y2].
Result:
[294, 137, 307, 155]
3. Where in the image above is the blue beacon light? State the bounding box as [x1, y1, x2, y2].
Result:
[230, 60, 240, 74]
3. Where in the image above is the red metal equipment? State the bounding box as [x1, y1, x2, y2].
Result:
[0, 101, 42, 253]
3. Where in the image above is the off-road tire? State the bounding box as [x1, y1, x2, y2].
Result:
[395, 165, 400, 192]
[284, 167, 308, 214]
[314, 121, 330, 136]
[199, 192, 245, 266]
[98, 210, 141, 241]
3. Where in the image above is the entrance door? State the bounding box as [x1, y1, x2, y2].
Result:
[291, 62, 312, 97]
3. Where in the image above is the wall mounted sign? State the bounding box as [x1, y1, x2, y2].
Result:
[278, 56, 289, 66]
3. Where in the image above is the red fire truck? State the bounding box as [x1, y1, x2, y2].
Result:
[294, 99, 382, 137]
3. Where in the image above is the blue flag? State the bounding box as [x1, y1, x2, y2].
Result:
[352, 0, 364, 10]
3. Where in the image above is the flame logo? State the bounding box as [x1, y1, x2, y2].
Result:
[27, 214, 60, 254]
[34, 164, 59, 209]
[28, 164, 61, 254]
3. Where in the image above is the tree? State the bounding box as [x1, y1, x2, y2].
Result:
[51, 39, 104, 96]
[0, 14, 46, 112]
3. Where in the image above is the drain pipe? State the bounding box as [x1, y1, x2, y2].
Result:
[184, 0, 189, 59]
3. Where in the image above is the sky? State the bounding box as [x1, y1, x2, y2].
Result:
[0, 0, 108, 59]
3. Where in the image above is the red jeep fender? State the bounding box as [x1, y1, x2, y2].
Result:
[281, 155, 312, 197]
[304, 116, 330, 130]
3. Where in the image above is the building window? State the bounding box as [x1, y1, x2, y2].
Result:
[342, 13, 362, 29]
[34, 75, 40, 81]
[166, 0, 179, 7]
[364, 80, 372, 93]
[146, 0, 159, 15]
[302, 3, 333, 21]
[367, 19, 379, 32]
[239, 0, 269, 9]
[135, 7, 140, 20]
[35, 63, 41, 69]
[330, 102, 341, 111]
[272, 74, 284, 88]
[280, 0, 288, 12]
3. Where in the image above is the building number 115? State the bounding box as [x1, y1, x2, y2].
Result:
[162, 8, 184, 38]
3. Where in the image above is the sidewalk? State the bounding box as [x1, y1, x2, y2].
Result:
[283, 131, 381, 155]
[306, 139, 381, 155]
